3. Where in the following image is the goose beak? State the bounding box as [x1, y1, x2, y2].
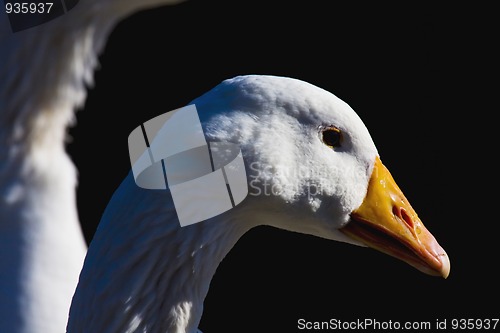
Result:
[340, 156, 450, 278]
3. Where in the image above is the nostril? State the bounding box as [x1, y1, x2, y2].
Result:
[401, 208, 414, 229]
[393, 206, 414, 229]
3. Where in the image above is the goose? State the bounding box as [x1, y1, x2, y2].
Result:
[0, 2, 450, 332]
[67, 75, 450, 333]
[0, 1, 184, 332]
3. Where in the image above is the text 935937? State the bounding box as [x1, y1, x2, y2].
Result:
[5, 2, 54, 14]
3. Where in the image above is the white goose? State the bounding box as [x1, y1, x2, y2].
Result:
[67, 75, 450, 333]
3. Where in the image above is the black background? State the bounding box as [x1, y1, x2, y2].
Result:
[68, 2, 497, 332]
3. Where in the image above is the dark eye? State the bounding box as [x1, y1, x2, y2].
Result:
[320, 126, 342, 148]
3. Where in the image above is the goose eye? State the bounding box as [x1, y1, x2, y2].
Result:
[320, 126, 342, 148]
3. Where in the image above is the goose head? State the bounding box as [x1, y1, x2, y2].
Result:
[69, 74, 450, 332]
[194, 75, 450, 278]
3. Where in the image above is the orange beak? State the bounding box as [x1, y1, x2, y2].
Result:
[340, 156, 450, 278]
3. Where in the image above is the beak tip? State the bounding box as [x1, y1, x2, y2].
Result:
[439, 252, 451, 279]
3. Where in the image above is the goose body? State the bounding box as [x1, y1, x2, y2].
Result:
[0, 0, 183, 332]
[68, 75, 450, 332]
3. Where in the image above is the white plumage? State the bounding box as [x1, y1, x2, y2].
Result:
[0, 2, 449, 333]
